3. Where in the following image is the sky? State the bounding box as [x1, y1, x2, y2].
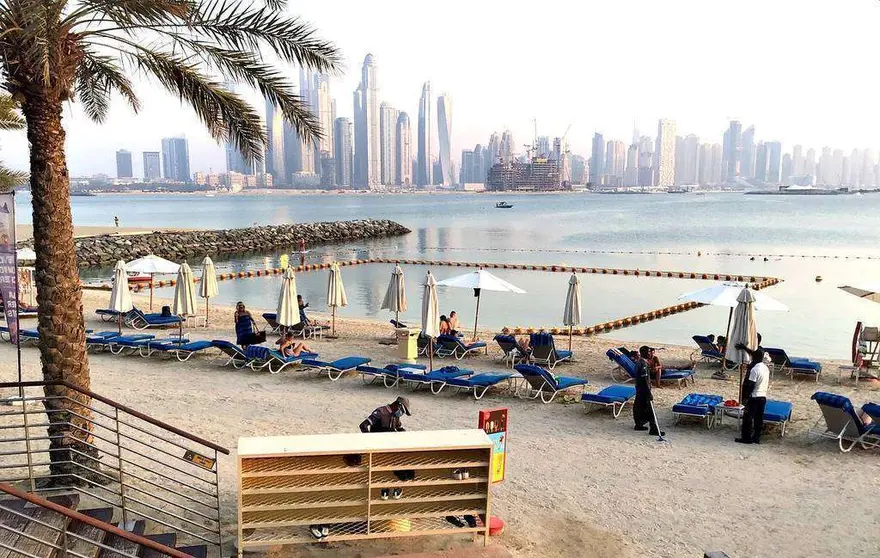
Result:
[1, 0, 880, 176]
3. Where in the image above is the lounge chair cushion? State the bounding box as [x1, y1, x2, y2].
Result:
[788, 357, 822, 373]
[763, 400, 793, 423]
[862, 403, 880, 420]
[660, 369, 696, 380]
[554, 376, 588, 390]
[811, 391, 855, 412]
[174, 340, 213, 352]
[446, 373, 512, 388]
[673, 393, 723, 416]
[581, 385, 637, 405]
[556, 349, 573, 360]
[303, 356, 371, 370]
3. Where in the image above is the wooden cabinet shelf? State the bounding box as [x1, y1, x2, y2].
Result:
[238, 430, 493, 553]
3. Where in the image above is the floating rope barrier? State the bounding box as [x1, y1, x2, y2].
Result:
[418, 246, 880, 261]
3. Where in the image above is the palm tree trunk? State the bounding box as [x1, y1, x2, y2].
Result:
[22, 94, 98, 485]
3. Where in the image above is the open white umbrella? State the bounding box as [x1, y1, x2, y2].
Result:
[199, 256, 219, 327]
[422, 271, 439, 371]
[173, 262, 198, 336]
[381, 264, 407, 326]
[127, 254, 180, 311]
[437, 269, 526, 339]
[724, 288, 758, 403]
[327, 262, 347, 337]
[277, 267, 299, 330]
[839, 283, 880, 304]
[109, 260, 133, 333]
[562, 273, 581, 351]
[679, 282, 787, 344]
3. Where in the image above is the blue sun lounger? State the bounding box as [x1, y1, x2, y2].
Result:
[126, 308, 183, 330]
[19, 329, 40, 344]
[301, 356, 372, 381]
[763, 399, 794, 437]
[529, 332, 572, 370]
[809, 392, 880, 452]
[581, 385, 638, 418]
[435, 334, 487, 360]
[443, 373, 514, 400]
[106, 334, 158, 354]
[140, 339, 214, 361]
[245, 345, 319, 374]
[513, 363, 588, 403]
[690, 335, 736, 369]
[672, 393, 723, 428]
[764, 348, 822, 381]
[211, 340, 251, 368]
[494, 334, 528, 367]
[394, 366, 474, 393]
[95, 308, 131, 322]
[356, 363, 427, 387]
[86, 331, 122, 351]
[606, 348, 696, 387]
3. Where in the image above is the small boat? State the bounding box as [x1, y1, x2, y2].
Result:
[495, 201, 513, 209]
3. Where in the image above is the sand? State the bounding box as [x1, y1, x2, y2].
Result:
[1, 289, 878, 558]
[15, 225, 195, 240]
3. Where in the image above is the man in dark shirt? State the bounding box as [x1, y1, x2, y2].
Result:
[633, 346, 664, 436]
[360, 397, 411, 433]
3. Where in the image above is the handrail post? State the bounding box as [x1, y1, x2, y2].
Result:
[114, 407, 129, 527]
[21, 389, 35, 493]
[214, 448, 223, 556]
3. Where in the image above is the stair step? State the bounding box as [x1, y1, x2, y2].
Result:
[0, 505, 34, 558]
[138, 533, 177, 558]
[175, 545, 208, 558]
[0, 499, 28, 511]
[14, 506, 69, 558]
[117, 519, 146, 536]
[67, 509, 115, 558]
[99, 520, 147, 558]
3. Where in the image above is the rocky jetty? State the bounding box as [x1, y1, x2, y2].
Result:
[69, 219, 410, 268]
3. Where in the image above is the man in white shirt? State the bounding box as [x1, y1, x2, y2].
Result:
[736, 348, 770, 445]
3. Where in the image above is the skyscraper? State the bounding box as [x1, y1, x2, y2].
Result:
[116, 150, 133, 178]
[698, 143, 713, 185]
[625, 142, 639, 186]
[265, 98, 285, 184]
[792, 145, 804, 177]
[437, 94, 453, 186]
[655, 119, 676, 188]
[142, 151, 160, 180]
[536, 136, 550, 158]
[711, 144, 723, 184]
[741, 126, 756, 179]
[723, 120, 742, 180]
[818, 147, 832, 185]
[755, 142, 768, 182]
[637, 136, 654, 187]
[379, 102, 399, 185]
[354, 54, 380, 187]
[161, 137, 190, 182]
[766, 141, 782, 184]
[832, 149, 844, 185]
[487, 133, 500, 168]
[590, 133, 605, 185]
[333, 117, 353, 188]
[314, 73, 334, 158]
[682, 134, 700, 185]
[460, 150, 475, 184]
[781, 153, 792, 184]
[396, 113, 412, 186]
[500, 130, 515, 164]
[604, 140, 626, 185]
[417, 81, 432, 186]
[805, 148, 816, 178]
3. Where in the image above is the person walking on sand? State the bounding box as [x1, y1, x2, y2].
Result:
[114, 215, 119, 228]
[736, 348, 770, 445]
[633, 346, 664, 437]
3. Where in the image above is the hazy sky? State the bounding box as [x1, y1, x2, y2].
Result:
[1, 0, 879, 176]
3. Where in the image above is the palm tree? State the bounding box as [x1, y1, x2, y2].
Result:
[0, 0, 340, 481]
[0, 94, 26, 191]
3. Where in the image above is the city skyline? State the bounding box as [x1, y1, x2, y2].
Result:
[4, 0, 880, 176]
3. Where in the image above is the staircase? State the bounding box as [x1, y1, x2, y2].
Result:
[0, 381, 229, 557]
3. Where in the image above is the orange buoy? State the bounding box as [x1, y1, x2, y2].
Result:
[613, 320, 623, 328]
[513, 327, 523, 335]
[550, 327, 559, 335]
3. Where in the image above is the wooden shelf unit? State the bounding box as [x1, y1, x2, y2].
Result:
[237, 429, 493, 552]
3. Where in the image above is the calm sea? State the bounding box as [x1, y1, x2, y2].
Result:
[15, 191, 880, 359]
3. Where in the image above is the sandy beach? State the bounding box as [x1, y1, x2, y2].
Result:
[1, 289, 878, 558]
[15, 224, 195, 240]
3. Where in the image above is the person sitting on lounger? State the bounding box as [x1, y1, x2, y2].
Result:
[278, 330, 313, 358]
[448, 311, 461, 336]
[234, 302, 264, 347]
[646, 346, 694, 387]
[439, 315, 451, 335]
[501, 327, 530, 358]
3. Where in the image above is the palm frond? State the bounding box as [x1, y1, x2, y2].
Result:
[132, 49, 265, 160]
[0, 94, 24, 130]
[74, 49, 140, 122]
[64, 0, 194, 28]
[0, 164, 27, 192]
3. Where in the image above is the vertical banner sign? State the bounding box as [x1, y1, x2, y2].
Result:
[0, 194, 18, 344]
[478, 408, 508, 483]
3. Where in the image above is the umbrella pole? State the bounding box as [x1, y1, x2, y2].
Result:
[205, 298, 209, 328]
[332, 307, 336, 336]
[473, 293, 481, 340]
[568, 325, 573, 352]
[429, 338, 434, 372]
[738, 363, 744, 404]
[117, 314, 122, 334]
[149, 274, 154, 311]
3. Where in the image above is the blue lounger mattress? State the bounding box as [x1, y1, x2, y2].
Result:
[302, 356, 371, 370]
[445, 373, 512, 388]
[763, 400, 793, 423]
[581, 384, 637, 405]
[673, 393, 723, 417]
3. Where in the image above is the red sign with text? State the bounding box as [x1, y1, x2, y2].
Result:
[478, 408, 508, 483]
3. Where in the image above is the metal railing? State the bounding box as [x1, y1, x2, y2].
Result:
[0, 381, 229, 551]
[0, 483, 191, 558]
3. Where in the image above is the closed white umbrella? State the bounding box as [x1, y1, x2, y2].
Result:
[326, 262, 347, 337]
[725, 288, 758, 403]
[199, 256, 219, 327]
[276, 267, 299, 329]
[381, 264, 407, 326]
[109, 260, 133, 333]
[679, 282, 786, 347]
[562, 273, 581, 351]
[839, 283, 880, 304]
[437, 269, 526, 339]
[173, 262, 198, 336]
[422, 271, 440, 371]
[127, 254, 180, 311]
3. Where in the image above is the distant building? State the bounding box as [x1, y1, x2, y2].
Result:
[142, 151, 160, 180]
[380, 102, 399, 186]
[766, 141, 782, 184]
[781, 153, 792, 185]
[486, 159, 567, 191]
[637, 136, 654, 187]
[334, 117, 353, 188]
[590, 133, 604, 184]
[161, 137, 190, 182]
[116, 150, 133, 178]
[193, 172, 206, 185]
[460, 150, 476, 184]
[755, 142, 768, 182]
[500, 130, 515, 165]
[741, 126, 756, 179]
[437, 94, 453, 186]
[723, 120, 742, 181]
[681, 134, 700, 185]
[792, 145, 804, 177]
[353, 54, 380, 187]
[570, 154, 587, 184]
[396, 113, 412, 186]
[417, 82, 432, 186]
[320, 153, 335, 188]
[655, 119, 676, 188]
[265, 98, 285, 184]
